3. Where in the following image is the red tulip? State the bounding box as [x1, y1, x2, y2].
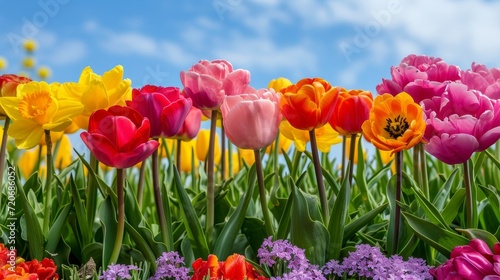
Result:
[172, 106, 202, 141]
[0, 74, 31, 118]
[221, 88, 282, 150]
[17, 258, 59, 280]
[191, 254, 268, 280]
[126, 85, 192, 138]
[191, 254, 222, 280]
[329, 88, 373, 135]
[431, 239, 500, 280]
[80, 105, 159, 169]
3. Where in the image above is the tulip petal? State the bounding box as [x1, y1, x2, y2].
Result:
[114, 140, 159, 169]
[160, 98, 192, 137]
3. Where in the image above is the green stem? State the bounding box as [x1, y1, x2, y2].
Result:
[341, 135, 346, 180]
[42, 130, 54, 236]
[109, 168, 125, 265]
[393, 151, 403, 254]
[176, 139, 181, 170]
[85, 154, 98, 245]
[137, 159, 146, 209]
[220, 121, 226, 181]
[413, 144, 422, 189]
[152, 144, 172, 251]
[227, 140, 233, 178]
[419, 143, 429, 198]
[347, 134, 357, 185]
[309, 129, 329, 223]
[254, 149, 274, 237]
[206, 110, 217, 247]
[463, 160, 476, 228]
[0, 117, 11, 204]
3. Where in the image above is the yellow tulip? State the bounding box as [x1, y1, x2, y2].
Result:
[0, 81, 84, 149]
[280, 120, 341, 153]
[268, 77, 292, 92]
[62, 65, 132, 129]
[344, 136, 367, 164]
[196, 129, 221, 164]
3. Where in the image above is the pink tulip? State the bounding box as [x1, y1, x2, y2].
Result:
[422, 82, 500, 164]
[180, 59, 250, 110]
[461, 62, 500, 99]
[377, 54, 460, 104]
[220, 88, 282, 150]
[172, 106, 202, 141]
[431, 239, 500, 280]
[126, 85, 192, 138]
[80, 106, 159, 169]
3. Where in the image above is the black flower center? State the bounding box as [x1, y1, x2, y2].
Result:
[384, 115, 409, 139]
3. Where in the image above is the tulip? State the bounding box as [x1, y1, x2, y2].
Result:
[361, 92, 426, 154]
[280, 121, 341, 153]
[329, 88, 373, 135]
[221, 88, 282, 150]
[280, 77, 338, 131]
[191, 254, 268, 280]
[268, 77, 292, 92]
[422, 82, 500, 165]
[191, 254, 222, 280]
[17, 258, 59, 280]
[0, 74, 31, 98]
[431, 239, 500, 280]
[66, 65, 132, 129]
[80, 105, 159, 169]
[180, 59, 250, 110]
[461, 62, 500, 99]
[196, 129, 221, 164]
[172, 106, 202, 141]
[126, 85, 192, 138]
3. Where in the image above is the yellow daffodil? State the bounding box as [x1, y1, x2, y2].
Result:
[0, 57, 7, 70]
[0, 81, 84, 149]
[62, 65, 132, 129]
[38, 130, 64, 146]
[23, 39, 37, 53]
[280, 120, 341, 153]
[361, 92, 426, 154]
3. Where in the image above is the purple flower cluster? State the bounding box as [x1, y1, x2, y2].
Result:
[99, 264, 140, 280]
[257, 236, 326, 279]
[151, 251, 190, 280]
[322, 244, 432, 279]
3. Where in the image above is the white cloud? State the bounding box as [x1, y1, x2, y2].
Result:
[46, 40, 87, 65]
[101, 32, 157, 55]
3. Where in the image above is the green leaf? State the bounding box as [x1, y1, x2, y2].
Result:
[456, 228, 498, 249]
[343, 203, 388, 241]
[479, 185, 500, 221]
[290, 180, 329, 266]
[402, 212, 469, 256]
[409, 178, 450, 230]
[355, 139, 373, 211]
[432, 168, 459, 211]
[173, 167, 209, 258]
[69, 176, 90, 246]
[276, 188, 293, 241]
[99, 196, 118, 268]
[45, 202, 72, 254]
[213, 165, 257, 259]
[124, 222, 157, 271]
[442, 189, 466, 225]
[17, 174, 44, 260]
[327, 171, 351, 260]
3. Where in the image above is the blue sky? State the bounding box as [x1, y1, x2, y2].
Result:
[2, 0, 500, 157]
[3, 0, 500, 94]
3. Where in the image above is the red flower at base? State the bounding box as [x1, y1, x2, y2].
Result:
[191, 254, 268, 280]
[0, 256, 58, 280]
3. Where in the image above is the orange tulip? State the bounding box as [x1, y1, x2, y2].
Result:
[280, 78, 339, 131]
[191, 254, 268, 280]
[191, 254, 222, 280]
[329, 88, 373, 135]
[361, 92, 426, 154]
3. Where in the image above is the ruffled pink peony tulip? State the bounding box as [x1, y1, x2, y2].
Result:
[461, 62, 500, 99]
[126, 85, 192, 138]
[221, 88, 282, 150]
[377, 54, 460, 104]
[422, 82, 500, 164]
[80, 106, 159, 169]
[180, 59, 250, 110]
[431, 239, 500, 280]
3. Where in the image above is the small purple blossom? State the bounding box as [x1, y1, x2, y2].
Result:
[257, 236, 310, 271]
[151, 251, 190, 280]
[99, 264, 140, 280]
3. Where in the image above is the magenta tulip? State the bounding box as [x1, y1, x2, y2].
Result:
[220, 88, 282, 150]
[172, 106, 202, 141]
[80, 105, 159, 169]
[180, 59, 250, 110]
[422, 82, 500, 164]
[431, 239, 500, 280]
[461, 62, 500, 99]
[126, 85, 192, 138]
